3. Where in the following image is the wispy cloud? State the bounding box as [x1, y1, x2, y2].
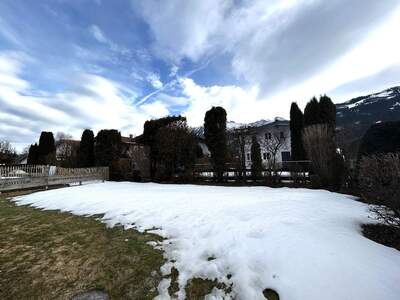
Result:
[89, 25, 107, 43]
[0, 51, 168, 148]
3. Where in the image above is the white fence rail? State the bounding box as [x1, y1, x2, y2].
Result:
[0, 165, 109, 192]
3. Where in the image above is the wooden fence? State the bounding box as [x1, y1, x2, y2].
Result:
[0, 165, 109, 192]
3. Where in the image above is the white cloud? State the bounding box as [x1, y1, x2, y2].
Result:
[133, 0, 232, 62]
[169, 65, 179, 77]
[146, 72, 163, 89]
[0, 51, 167, 149]
[135, 0, 400, 109]
[89, 24, 131, 57]
[140, 101, 169, 118]
[89, 25, 107, 43]
[179, 77, 286, 127]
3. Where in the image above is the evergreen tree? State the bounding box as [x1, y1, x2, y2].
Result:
[304, 97, 321, 126]
[79, 129, 95, 167]
[358, 121, 400, 158]
[290, 102, 306, 160]
[37, 131, 56, 165]
[319, 95, 336, 130]
[154, 121, 197, 181]
[143, 115, 186, 179]
[204, 106, 227, 181]
[94, 129, 122, 180]
[250, 136, 262, 178]
[27, 143, 39, 164]
[304, 95, 336, 129]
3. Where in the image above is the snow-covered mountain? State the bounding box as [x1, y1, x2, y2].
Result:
[194, 117, 288, 138]
[227, 117, 288, 130]
[336, 86, 400, 139]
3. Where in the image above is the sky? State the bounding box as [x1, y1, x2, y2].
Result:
[1, 0, 400, 152]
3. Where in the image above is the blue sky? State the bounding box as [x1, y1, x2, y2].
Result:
[1, 0, 400, 151]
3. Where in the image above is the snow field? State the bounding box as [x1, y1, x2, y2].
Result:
[14, 182, 400, 300]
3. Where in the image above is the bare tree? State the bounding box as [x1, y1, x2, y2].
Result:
[260, 131, 287, 179]
[358, 153, 400, 228]
[230, 127, 249, 179]
[0, 140, 17, 165]
[55, 132, 73, 141]
[55, 132, 78, 167]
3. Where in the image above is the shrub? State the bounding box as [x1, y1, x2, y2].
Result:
[302, 124, 344, 190]
[358, 153, 400, 228]
[310, 174, 322, 189]
[154, 121, 197, 181]
[250, 136, 262, 179]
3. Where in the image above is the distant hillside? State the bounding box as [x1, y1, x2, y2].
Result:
[336, 86, 400, 138]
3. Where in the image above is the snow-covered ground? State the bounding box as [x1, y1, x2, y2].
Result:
[14, 182, 400, 300]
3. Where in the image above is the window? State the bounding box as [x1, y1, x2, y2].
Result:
[281, 151, 291, 162]
[265, 132, 272, 140]
[263, 153, 267, 160]
[246, 153, 250, 160]
[267, 153, 271, 160]
[280, 131, 285, 139]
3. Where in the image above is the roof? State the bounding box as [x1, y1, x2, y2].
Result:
[57, 139, 80, 145]
[121, 135, 145, 145]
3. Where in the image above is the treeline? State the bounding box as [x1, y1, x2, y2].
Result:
[142, 107, 228, 182]
[27, 130, 95, 167]
[290, 95, 400, 229]
[0, 140, 17, 165]
[289, 95, 342, 189]
[27, 129, 136, 180]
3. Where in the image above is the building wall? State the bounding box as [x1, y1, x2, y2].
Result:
[243, 123, 291, 169]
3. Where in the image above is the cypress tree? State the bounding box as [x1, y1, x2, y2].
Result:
[204, 106, 227, 181]
[95, 129, 122, 180]
[304, 97, 321, 126]
[37, 131, 56, 165]
[27, 143, 39, 164]
[250, 136, 262, 179]
[79, 129, 95, 167]
[319, 95, 336, 130]
[290, 102, 306, 160]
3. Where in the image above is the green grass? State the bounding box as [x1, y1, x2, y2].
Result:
[0, 193, 165, 300]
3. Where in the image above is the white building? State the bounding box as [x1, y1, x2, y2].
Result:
[241, 118, 291, 169]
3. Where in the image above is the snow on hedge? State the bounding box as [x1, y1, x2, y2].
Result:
[14, 182, 400, 300]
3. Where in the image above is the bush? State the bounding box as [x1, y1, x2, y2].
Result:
[154, 121, 197, 181]
[358, 153, 400, 228]
[329, 153, 345, 191]
[310, 175, 322, 189]
[302, 124, 344, 190]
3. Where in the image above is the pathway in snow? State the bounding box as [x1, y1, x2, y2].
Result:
[14, 182, 400, 300]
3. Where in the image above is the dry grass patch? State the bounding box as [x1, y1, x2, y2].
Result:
[0, 194, 164, 300]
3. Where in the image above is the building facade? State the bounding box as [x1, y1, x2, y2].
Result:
[240, 118, 291, 169]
